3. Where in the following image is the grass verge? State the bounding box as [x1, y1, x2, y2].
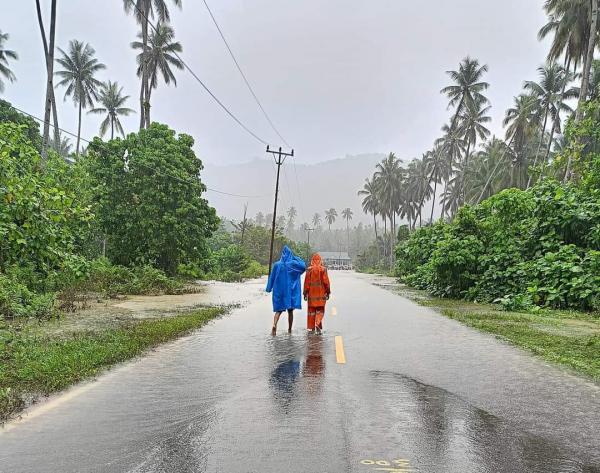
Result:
[0, 307, 224, 422]
[385, 283, 600, 381]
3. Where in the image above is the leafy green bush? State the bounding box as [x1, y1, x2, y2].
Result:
[0, 273, 56, 320]
[0, 123, 90, 276]
[80, 259, 183, 296]
[396, 172, 600, 311]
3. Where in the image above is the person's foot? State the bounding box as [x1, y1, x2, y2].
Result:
[271, 326, 277, 336]
[316, 327, 322, 335]
[288, 328, 292, 334]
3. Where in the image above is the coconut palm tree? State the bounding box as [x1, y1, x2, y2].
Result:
[324, 208, 337, 230]
[0, 31, 17, 93]
[49, 133, 73, 158]
[441, 57, 490, 131]
[458, 101, 492, 203]
[286, 206, 297, 226]
[374, 153, 404, 266]
[255, 212, 265, 227]
[131, 22, 183, 127]
[55, 40, 106, 156]
[407, 157, 433, 227]
[312, 213, 322, 229]
[504, 94, 540, 187]
[436, 123, 466, 218]
[539, 0, 592, 69]
[342, 207, 353, 252]
[123, 0, 182, 129]
[425, 146, 448, 223]
[89, 81, 135, 139]
[358, 177, 380, 240]
[524, 62, 577, 186]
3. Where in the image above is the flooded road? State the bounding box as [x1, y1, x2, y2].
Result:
[1, 272, 599, 472]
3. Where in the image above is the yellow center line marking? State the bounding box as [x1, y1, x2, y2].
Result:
[335, 335, 346, 364]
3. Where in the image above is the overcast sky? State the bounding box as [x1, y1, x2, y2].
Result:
[4, 1, 550, 165]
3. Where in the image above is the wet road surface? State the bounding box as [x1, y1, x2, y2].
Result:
[1, 272, 600, 472]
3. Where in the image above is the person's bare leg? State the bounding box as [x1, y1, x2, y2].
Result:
[287, 309, 294, 333]
[272, 312, 282, 335]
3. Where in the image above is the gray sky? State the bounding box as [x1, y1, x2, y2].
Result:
[4, 0, 550, 166]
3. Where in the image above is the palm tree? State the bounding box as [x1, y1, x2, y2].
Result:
[425, 146, 448, 223]
[441, 57, 490, 130]
[132, 23, 183, 126]
[539, 0, 592, 70]
[255, 212, 265, 227]
[374, 153, 404, 266]
[504, 94, 540, 187]
[35, 0, 60, 159]
[469, 138, 514, 203]
[458, 101, 492, 202]
[286, 206, 297, 227]
[436, 123, 466, 218]
[324, 208, 338, 230]
[524, 62, 577, 186]
[312, 213, 322, 229]
[89, 81, 135, 139]
[0, 31, 17, 93]
[123, 0, 182, 129]
[341, 207, 353, 252]
[358, 177, 380, 240]
[55, 40, 106, 156]
[407, 157, 433, 227]
[49, 133, 73, 158]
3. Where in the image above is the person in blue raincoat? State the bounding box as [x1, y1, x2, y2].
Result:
[266, 245, 306, 335]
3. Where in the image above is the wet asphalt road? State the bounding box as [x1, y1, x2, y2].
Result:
[1, 271, 600, 473]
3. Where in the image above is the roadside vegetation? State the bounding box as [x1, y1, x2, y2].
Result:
[0, 306, 224, 421]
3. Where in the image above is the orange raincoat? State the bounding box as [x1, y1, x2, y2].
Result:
[303, 253, 331, 330]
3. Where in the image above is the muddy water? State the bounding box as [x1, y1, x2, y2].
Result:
[1, 272, 599, 472]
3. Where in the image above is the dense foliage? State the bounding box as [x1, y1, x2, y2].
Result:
[396, 104, 600, 312]
[85, 123, 218, 274]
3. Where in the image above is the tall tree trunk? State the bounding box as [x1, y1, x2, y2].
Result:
[568, 0, 599, 180]
[145, 76, 152, 128]
[139, 14, 149, 130]
[373, 214, 378, 241]
[543, 58, 572, 174]
[111, 118, 114, 140]
[527, 103, 549, 188]
[76, 100, 82, 157]
[430, 179, 438, 223]
[37, 0, 58, 160]
[461, 138, 472, 205]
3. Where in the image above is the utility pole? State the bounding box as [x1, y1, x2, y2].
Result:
[267, 145, 294, 275]
[306, 227, 314, 262]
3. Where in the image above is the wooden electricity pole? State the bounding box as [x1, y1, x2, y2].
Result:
[267, 145, 294, 275]
[306, 227, 314, 262]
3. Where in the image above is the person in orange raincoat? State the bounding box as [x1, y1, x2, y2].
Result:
[303, 253, 331, 333]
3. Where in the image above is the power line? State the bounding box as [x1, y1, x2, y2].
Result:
[9, 104, 266, 199]
[127, 0, 271, 146]
[201, 0, 290, 148]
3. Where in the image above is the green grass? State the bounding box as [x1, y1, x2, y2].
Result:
[0, 307, 224, 422]
[388, 285, 600, 381]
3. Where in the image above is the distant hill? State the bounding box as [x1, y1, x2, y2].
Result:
[202, 153, 386, 226]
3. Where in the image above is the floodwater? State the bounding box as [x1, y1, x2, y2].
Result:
[1, 272, 599, 472]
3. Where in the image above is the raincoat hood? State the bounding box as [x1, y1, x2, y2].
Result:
[310, 253, 323, 267]
[280, 245, 293, 263]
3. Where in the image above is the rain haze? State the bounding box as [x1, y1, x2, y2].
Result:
[4, 0, 549, 222]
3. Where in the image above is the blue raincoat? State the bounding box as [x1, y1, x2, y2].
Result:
[266, 246, 306, 312]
